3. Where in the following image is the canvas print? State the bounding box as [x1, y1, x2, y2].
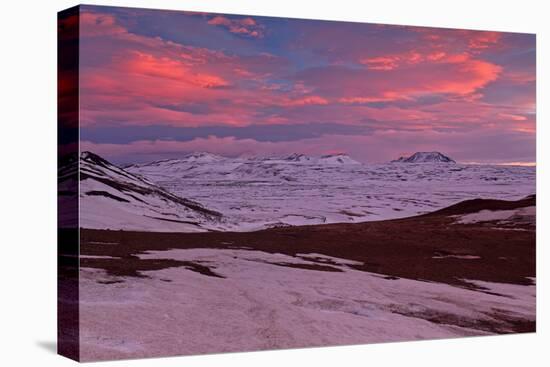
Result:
[58, 5, 536, 362]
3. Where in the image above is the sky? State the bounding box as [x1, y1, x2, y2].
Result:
[72, 5, 536, 165]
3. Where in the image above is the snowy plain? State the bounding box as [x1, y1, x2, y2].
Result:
[79, 248, 535, 360]
[124, 152, 536, 231]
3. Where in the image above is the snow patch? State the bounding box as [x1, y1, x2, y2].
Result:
[455, 206, 535, 224]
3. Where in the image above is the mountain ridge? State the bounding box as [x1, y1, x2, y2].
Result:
[127, 151, 361, 167]
[392, 151, 456, 164]
[76, 151, 224, 232]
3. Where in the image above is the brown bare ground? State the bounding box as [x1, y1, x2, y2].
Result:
[80, 196, 535, 291]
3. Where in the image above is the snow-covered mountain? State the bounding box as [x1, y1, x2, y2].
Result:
[77, 152, 225, 232]
[126, 152, 224, 170]
[318, 153, 360, 165]
[248, 152, 360, 165]
[282, 153, 315, 163]
[392, 152, 456, 163]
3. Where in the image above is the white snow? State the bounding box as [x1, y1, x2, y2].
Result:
[80, 195, 210, 232]
[318, 153, 361, 165]
[79, 248, 535, 360]
[455, 206, 535, 224]
[125, 154, 535, 231]
[78, 152, 227, 232]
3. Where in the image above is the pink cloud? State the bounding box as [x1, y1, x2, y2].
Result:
[76, 7, 534, 162]
[467, 31, 502, 50]
[430, 55, 502, 95]
[499, 113, 528, 121]
[359, 51, 424, 70]
[80, 12, 126, 37]
[414, 28, 503, 53]
[123, 51, 229, 88]
[360, 56, 401, 70]
[283, 96, 329, 106]
[207, 15, 264, 38]
[502, 70, 536, 84]
[338, 92, 403, 104]
[300, 51, 502, 108]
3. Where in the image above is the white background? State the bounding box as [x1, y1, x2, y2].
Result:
[0, 0, 547, 365]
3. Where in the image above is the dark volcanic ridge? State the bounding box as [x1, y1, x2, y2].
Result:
[392, 151, 456, 163]
[426, 194, 535, 216]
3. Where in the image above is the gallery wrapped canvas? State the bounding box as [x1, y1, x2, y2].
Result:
[58, 5, 536, 362]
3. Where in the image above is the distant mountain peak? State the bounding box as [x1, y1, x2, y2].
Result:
[284, 153, 312, 162]
[321, 153, 347, 158]
[81, 150, 110, 164]
[181, 152, 224, 162]
[126, 152, 225, 169]
[392, 151, 455, 163]
[185, 151, 222, 158]
[319, 153, 360, 165]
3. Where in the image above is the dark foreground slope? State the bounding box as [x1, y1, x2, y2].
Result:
[80, 195, 535, 290]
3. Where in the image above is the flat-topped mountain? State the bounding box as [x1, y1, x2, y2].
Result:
[392, 152, 456, 163]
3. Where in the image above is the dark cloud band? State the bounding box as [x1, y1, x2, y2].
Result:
[81, 123, 373, 144]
